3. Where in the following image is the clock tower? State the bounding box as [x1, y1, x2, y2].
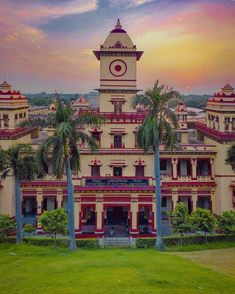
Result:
[93, 19, 143, 112]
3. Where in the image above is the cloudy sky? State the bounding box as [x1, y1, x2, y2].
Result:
[0, 0, 234, 94]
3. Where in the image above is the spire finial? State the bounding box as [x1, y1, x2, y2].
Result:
[115, 18, 122, 29]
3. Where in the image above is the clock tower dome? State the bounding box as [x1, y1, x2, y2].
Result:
[93, 19, 143, 112]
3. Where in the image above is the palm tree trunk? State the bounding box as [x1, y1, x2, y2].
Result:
[154, 147, 165, 250]
[15, 176, 22, 244]
[64, 156, 77, 251]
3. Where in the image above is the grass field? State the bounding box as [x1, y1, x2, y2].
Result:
[0, 244, 234, 294]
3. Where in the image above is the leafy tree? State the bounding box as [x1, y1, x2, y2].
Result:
[132, 81, 180, 250]
[39, 209, 67, 245]
[225, 144, 235, 171]
[36, 96, 104, 250]
[23, 224, 36, 236]
[190, 208, 216, 242]
[0, 215, 16, 240]
[217, 211, 235, 235]
[0, 145, 37, 244]
[168, 203, 191, 242]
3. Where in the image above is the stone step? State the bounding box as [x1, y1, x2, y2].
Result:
[103, 237, 131, 248]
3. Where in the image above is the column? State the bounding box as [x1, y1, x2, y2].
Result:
[191, 158, 197, 180]
[130, 196, 138, 235]
[172, 189, 178, 210]
[56, 190, 63, 208]
[171, 158, 178, 180]
[152, 196, 156, 234]
[95, 196, 104, 236]
[74, 198, 81, 234]
[210, 158, 215, 179]
[192, 190, 198, 211]
[36, 189, 43, 231]
[36, 190, 43, 216]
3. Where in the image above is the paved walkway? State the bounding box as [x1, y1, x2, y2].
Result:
[170, 247, 235, 278]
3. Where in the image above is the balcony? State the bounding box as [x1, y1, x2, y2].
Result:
[196, 122, 235, 141]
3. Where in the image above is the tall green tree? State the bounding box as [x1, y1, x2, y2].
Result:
[0, 215, 16, 240]
[217, 211, 235, 235]
[225, 144, 235, 171]
[132, 81, 179, 250]
[0, 144, 37, 243]
[39, 208, 68, 246]
[168, 202, 191, 243]
[36, 96, 103, 250]
[190, 208, 216, 242]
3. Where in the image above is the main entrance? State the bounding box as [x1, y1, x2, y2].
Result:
[104, 206, 129, 237]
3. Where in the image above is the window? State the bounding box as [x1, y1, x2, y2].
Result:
[114, 102, 122, 114]
[160, 160, 167, 171]
[113, 167, 122, 177]
[197, 160, 210, 176]
[178, 160, 191, 176]
[3, 114, 9, 128]
[161, 197, 167, 208]
[92, 132, 100, 146]
[135, 166, 144, 177]
[114, 134, 122, 148]
[91, 165, 100, 176]
[176, 133, 181, 143]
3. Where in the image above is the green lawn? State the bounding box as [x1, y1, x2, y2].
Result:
[0, 244, 234, 294]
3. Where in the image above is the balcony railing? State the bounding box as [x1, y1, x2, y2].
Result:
[196, 122, 235, 140]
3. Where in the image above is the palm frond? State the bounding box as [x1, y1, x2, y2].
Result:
[77, 131, 98, 152]
[75, 111, 105, 128]
[51, 137, 65, 179]
[133, 81, 181, 153]
[55, 95, 73, 124]
[36, 136, 58, 175]
[131, 95, 152, 109]
[68, 139, 81, 173]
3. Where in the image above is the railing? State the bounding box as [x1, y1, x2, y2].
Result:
[196, 122, 235, 140]
[178, 176, 192, 181]
[91, 111, 147, 120]
[0, 127, 37, 139]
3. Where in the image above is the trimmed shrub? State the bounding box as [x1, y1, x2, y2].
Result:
[136, 234, 235, 248]
[76, 239, 99, 249]
[217, 211, 235, 235]
[0, 237, 99, 249]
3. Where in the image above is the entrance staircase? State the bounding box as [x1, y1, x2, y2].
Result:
[102, 237, 131, 248]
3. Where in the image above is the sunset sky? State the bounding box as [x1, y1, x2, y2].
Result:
[0, 0, 234, 94]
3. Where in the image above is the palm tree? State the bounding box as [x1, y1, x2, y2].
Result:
[36, 97, 103, 250]
[131, 81, 180, 250]
[0, 144, 37, 244]
[225, 144, 235, 171]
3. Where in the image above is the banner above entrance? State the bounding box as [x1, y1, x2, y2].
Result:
[85, 178, 149, 187]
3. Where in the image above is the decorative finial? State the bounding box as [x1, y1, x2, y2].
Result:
[115, 18, 122, 29]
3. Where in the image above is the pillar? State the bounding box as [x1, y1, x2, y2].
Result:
[74, 198, 81, 234]
[210, 158, 215, 179]
[130, 196, 138, 235]
[56, 191, 63, 208]
[172, 190, 178, 210]
[95, 196, 104, 235]
[171, 158, 178, 180]
[192, 190, 198, 211]
[191, 158, 197, 180]
[36, 190, 43, 216]
[36, 189, 43, 230]
[152, 196, 156, 233]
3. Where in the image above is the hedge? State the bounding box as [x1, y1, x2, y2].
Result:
[136, 234, 235, 248]
[0, 237, 99, 249]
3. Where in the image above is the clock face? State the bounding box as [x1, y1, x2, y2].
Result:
[109, 59, 127, 77]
